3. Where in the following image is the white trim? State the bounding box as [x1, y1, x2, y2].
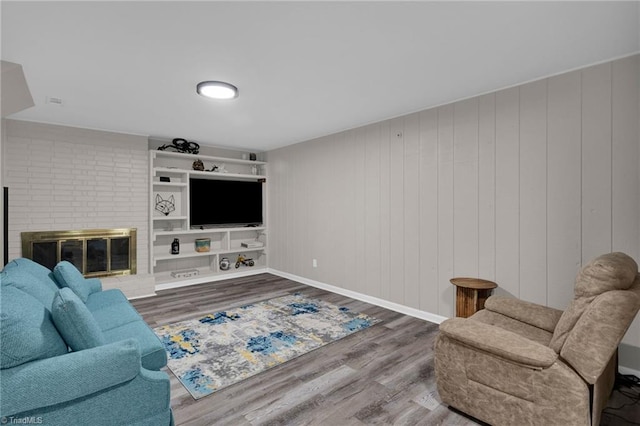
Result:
[618, 366, 640, 378]
[268, 268, 449, 324]
[154, 268, 268, 292]
[127, 293, 157, 301]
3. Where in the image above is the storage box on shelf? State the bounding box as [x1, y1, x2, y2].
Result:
[150, 150, 267, 287]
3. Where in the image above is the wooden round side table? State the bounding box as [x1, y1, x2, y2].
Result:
[450, 277, 498, 318]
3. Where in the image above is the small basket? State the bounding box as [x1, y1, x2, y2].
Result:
[194, 238, 211, 252]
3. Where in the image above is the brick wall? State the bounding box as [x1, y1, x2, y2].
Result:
[4, 119, 154, 298]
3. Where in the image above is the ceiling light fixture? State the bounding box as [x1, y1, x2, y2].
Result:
[196, 81, 238, 100]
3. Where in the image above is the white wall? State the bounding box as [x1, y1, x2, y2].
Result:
[268, 55, 640, 351]
[4, 120, 154, 298]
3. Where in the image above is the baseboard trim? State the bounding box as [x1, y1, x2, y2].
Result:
[618, 366, 640, 378]
[155, 268, 268, 292]
[618, 343, 640, 377]
[268, 268, 449, 325]
[128, 292, 157, 301]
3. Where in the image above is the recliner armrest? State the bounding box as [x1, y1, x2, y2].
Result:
[1, 339, 141, 416]
[439, 317, 558, 368]
[484, 295, 563, 333]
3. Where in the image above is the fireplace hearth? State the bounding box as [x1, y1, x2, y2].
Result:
[21, 228, 136, 278]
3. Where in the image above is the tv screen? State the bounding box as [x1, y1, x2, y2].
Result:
[190, 178, 263, 227]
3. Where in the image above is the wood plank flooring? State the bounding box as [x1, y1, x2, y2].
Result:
[131, 273, 640, 426]
[131, 273, 477, 426]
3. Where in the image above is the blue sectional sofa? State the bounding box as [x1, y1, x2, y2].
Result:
[0, 258, 173, 425]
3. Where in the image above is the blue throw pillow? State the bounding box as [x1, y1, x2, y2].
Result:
[1, 267, 59, 311]
[51, 288, 105, 351]
[0, 286, 68, 368]
[53, 261, 91, 303]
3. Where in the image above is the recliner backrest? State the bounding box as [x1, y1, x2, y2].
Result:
[549, 252, 638, 353]
[560, 277, 640, 384]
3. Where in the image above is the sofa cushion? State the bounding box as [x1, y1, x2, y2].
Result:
[85, 288, 129, 311]
[53, 261, 91, 303]
[1, 267, 59, 311]
[103, 321, 167, 370]
[0, 286, 68, 368]
[7, 258, 60, 285]
[51, 288, 106, 351]
[91, 303, 143, 332]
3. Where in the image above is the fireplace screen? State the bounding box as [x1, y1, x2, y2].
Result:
[21, 228, 136, 278]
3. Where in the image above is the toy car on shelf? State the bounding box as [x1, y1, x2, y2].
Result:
[235, 254, 254, 268]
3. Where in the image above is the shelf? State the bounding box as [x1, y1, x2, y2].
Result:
[220, 247, 266, 255]
[152, 182, 188, 188]
[153, 226, 265, 237]
[153, 215, 187, 221]
[153, 167, 188, 175]
[153, 167, 264, 181]
[190, 170, 266, 181]
[154, 246, 266, 262]
[153, 150, 267, 166]
[150, 149, 267, 286]
[154, 266, 268, 288]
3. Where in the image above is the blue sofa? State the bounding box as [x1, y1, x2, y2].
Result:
[0, 258, 173, 425]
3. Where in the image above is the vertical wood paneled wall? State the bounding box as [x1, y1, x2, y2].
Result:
[268, 55, 640, 346]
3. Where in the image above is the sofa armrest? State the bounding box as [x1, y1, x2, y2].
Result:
[439, 318, 558, 368]
[1, 339, 141, 416]
[85, 277, 103, 294]
[484, 295, 564, 333]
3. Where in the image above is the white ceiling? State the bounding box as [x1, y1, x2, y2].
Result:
[2, 1, 639, 152]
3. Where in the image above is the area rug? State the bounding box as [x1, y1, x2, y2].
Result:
[153, 293, 380, 399]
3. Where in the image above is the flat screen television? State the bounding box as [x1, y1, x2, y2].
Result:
[190, 178, 263, 227]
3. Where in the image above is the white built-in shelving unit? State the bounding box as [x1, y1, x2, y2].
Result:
[150, 150, 267, 287]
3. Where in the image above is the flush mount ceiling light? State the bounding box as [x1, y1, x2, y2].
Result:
[196, 81, 238, 100]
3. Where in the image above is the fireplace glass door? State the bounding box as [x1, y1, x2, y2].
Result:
[21, 228, 137, 278]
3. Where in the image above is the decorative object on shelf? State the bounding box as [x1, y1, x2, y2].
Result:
[219, 257, 230, 271]
[235, 254, 254, 268]
[157, 138, 200, 154]
[195, 238, 211, 253]
[241, 241, 263, 248]
[155, 194, 176, 216]
[251, 165, 258, 175]
[170, 269, 199, 279]
[192, 159, 205, 171]
[205, 163, 228, 173]
[171, 238, 180, 255]
[249, 153, 257, 161]
[159, 176, 171, 182]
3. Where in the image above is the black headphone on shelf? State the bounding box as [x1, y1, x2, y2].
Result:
[157, 138, 200, 154]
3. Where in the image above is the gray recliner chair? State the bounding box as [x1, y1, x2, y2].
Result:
[434, 252, 640, 426]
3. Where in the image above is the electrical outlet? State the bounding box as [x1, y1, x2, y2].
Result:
[312, 259, 317, 268]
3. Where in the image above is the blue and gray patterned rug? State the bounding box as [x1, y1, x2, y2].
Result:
[153, 293, 380, 399]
